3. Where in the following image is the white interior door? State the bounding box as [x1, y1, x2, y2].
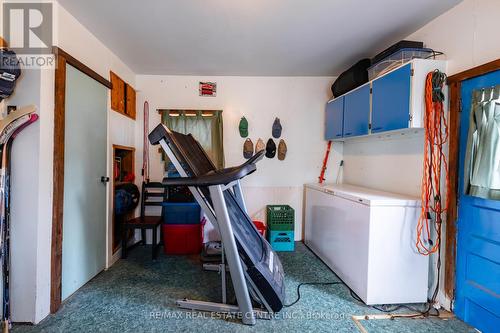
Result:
[61, 64, 107, 300]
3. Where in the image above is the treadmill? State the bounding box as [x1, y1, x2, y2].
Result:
[149, 124, 285, 325]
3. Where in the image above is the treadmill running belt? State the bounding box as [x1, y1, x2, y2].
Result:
[224, 191, 285, 311]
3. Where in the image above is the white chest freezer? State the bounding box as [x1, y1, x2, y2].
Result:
[304, 183, 428, 305]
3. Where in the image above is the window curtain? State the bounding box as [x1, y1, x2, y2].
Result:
[464, 86, 500, 200]
[160, 110, 225, 169]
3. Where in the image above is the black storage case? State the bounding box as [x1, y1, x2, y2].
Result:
[331, 58, 371, 98]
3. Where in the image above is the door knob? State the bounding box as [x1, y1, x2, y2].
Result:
[101, 176, 110, 183]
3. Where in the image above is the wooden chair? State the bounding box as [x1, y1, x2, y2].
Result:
[121, 182, 165, 259]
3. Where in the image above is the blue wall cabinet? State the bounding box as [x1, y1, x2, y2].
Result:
[343, 84, 370, 137]
[325, 96, 344, 140]
[371, 63, 412, 133]
[324, 59, 446, 140]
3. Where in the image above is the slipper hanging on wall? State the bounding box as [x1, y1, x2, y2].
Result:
[243, 138, 254, 159]
[265, 138, 276, 158]
[278, 139, 287, 161]
[255, 138, 265, 152]
[272, 117, 282, 138]
[239, 117, 248, 138]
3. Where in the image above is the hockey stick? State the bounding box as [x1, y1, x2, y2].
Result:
[0, 108, 38, 333]
[0, 105, 36, 137]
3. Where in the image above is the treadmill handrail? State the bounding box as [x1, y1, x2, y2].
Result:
[219, 150, 265, 175]
[246, 149, 265, 165]
[162, 163, 257, 187]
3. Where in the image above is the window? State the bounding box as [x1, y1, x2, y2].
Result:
[464, 86, 500, 200]
[160, 110, 224, 169]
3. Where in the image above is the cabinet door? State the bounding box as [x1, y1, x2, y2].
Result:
[110, 71, 125, 113]
[371, 63, 411, 133]
[343, 84, 370, 137]
[325, 97, 344, 140]
[126, 84, 136, 119]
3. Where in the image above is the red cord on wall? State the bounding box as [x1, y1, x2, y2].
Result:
[416, 71, 449, 255]
[142, 101, 150, 183]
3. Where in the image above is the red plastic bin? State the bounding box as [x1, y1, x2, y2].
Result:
[162, 223, 203, 255]
[253, 221, 267, 238]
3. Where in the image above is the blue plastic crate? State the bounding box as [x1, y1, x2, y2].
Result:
[166, 162, 192, 177]
[162, 202, 201, 225]
[268, 230, 294, 252]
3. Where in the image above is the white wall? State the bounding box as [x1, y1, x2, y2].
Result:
[9, 0, 137, 323]
[342, 0, 500, 309]
[344, 0, 500, 197]
[1, 0, 53, 322]
[135, 75, 340, 240]
[55, 1, 137, 268]
[9, 68, 41, 324]
[408, 0, 500, 310]
[408, 0, 500, 76]
[343, 132, 424, 197]
[8, 0, 499, 324]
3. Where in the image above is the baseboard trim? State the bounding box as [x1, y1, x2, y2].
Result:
[109, 248, 122, 268]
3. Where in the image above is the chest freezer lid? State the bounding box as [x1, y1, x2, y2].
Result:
[304, 183, 420, 207]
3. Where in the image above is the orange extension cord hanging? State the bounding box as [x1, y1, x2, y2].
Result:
[416, 70, 449, 255]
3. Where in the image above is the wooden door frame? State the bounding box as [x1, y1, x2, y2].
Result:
[50, 47, 112, 313]
[444, 58, 500, 301]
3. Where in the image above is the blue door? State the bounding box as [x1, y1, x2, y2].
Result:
[325, 97, 344, 140]
[371, 63, 411, 133]
[455, 69, 500, 332]
[343, 84, 370, 137]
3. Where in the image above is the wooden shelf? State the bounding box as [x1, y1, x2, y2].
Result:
[113, 145, 135, 183]
[112, 145, 136, 253]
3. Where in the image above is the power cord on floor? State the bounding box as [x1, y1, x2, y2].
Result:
[286, 237, 443, 316]
[349, 285, 439, 318]
[284, 281, 343, 307]
[373, 304, 440, 319]
[286, 270, 440, 318]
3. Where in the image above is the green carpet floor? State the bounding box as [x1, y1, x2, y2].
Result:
[13, 243, 475, 333]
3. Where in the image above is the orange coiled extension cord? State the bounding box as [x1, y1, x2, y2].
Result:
[416, 71, 449, 255]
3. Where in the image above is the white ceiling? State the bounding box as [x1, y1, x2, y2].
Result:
[57, 0, 461, 76]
